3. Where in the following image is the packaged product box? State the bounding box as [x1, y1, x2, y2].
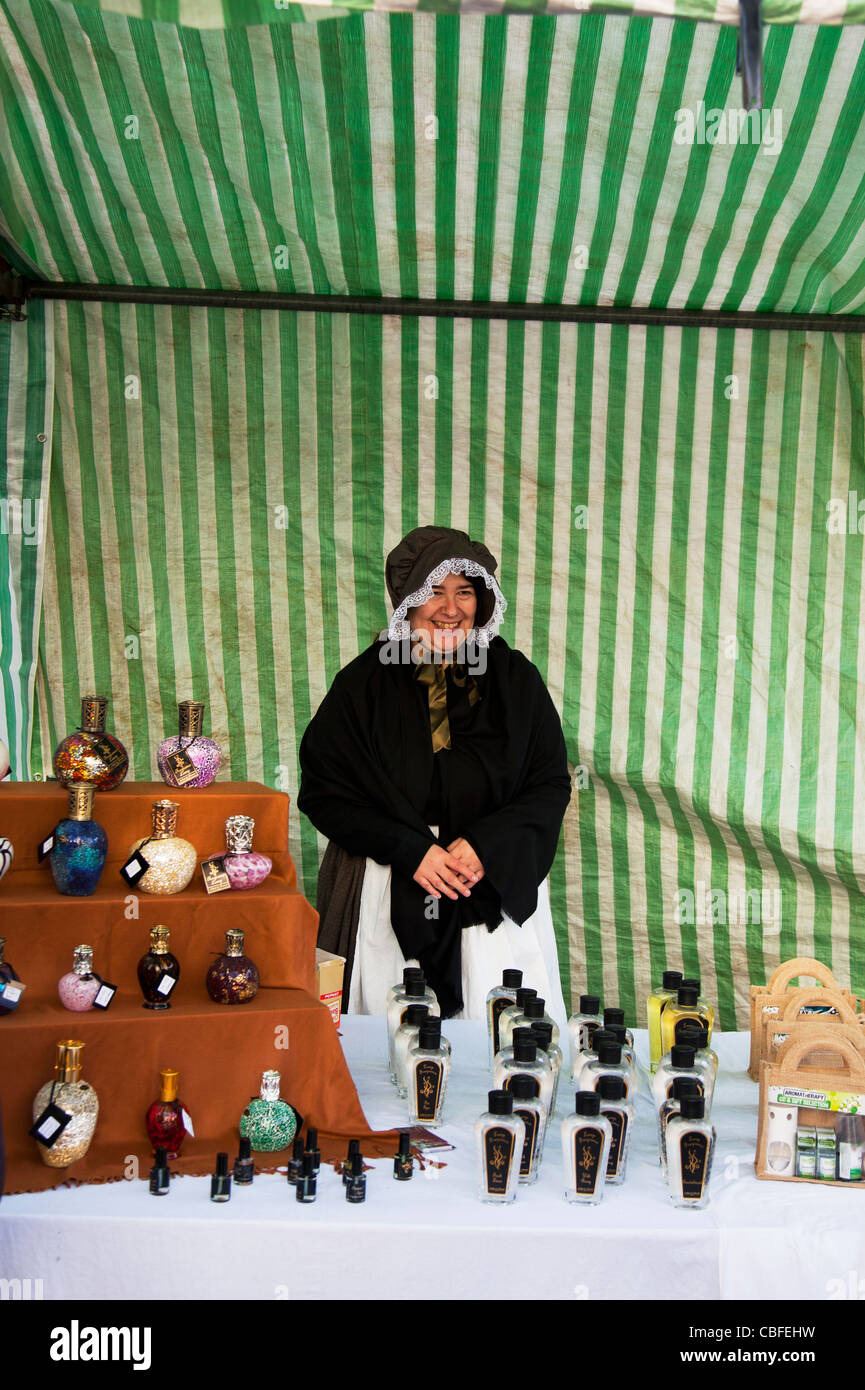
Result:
[315, 948, 345, 1025]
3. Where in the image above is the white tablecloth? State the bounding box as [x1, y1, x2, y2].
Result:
[2, 1020, 863, 1301]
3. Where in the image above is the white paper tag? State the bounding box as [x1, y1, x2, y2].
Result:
[181, 1109, 195, 1137]
[157, 974, 177, 996]
[38, 1115, 61, 1139]
[3, 984, 22, 1004]
[93, 983, 115, 1008]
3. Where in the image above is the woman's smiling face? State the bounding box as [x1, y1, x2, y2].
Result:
[408, 572, 478, 655]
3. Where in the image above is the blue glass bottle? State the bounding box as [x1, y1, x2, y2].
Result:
[50, 783, 108, 896]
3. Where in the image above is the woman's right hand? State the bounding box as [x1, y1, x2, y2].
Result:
[413, 844, 477, 900]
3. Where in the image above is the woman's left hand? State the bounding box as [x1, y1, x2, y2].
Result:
[447, 838, 484, 883]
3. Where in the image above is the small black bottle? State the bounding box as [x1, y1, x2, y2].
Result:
[149, 1146, 170, 1196]
[296, 1151, 317, 1203]
[287, 1133, 304, 1185]
[233, 1135, 254, 1185]
[305, 1126, 321, 1176]
[210, 1151, 231, 1202]
[346, 1151, 366, 1203]
[393, 1130, 413, 1181]
[343, 1138, 360, 1186]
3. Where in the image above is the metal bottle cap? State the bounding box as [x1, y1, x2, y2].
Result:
[225, 816, 255, 853]
[159, 1068, 179, 1102]
[72, 944, 94, 977]
[55, 1039, 85, 1083]
[67, 783, 95, 820]
[79, 696, 108, 732]
[150, 925, 171, 955]
[151, 801, 180, 838]
[225, 929, 245, 957]
[260, 1069, 281, 1102]
[178, 701, 206, 737]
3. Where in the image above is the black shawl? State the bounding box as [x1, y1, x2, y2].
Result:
[297, 636, 571, 1017]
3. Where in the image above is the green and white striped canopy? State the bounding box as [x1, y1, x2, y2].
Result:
[2, 0, 865, 1023]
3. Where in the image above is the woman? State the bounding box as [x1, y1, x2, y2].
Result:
[297, 525, 572, 1027]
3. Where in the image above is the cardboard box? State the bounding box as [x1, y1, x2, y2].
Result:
[315, 948, 345, 1026]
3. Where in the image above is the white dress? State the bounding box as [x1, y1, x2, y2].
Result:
[347, 824, 569, 1040]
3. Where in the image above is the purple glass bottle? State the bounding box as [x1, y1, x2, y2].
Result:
[206, 928, 260, 1004]
[158, 700, 222, 789]
[223, 816, 272, 891]
[58, 944, 101, 1012]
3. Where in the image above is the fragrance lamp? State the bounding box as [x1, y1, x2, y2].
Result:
[53, 695, 128, 790]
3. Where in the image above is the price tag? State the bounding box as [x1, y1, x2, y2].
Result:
[0, 977, 26, 1013]
[91, 975, 117, 1010]
[181, 1109, 195, 1137]
[157, 973, 177, 997]
[29, 1102, 72, 1148]
[164, 748, 198, 786]
[201, 856, 231, 894]
[120, 851, 150, 887]
[37, 833, 55, 862]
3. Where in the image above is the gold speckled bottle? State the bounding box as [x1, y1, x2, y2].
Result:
[32, 1040, 99, 1168]
[128, 800, 197, 895]
[52, 695, 128, 790]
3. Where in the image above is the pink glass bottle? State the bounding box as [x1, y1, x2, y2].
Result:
[58, 944, 101, 1012]
[157, 700, 222, 789]
[145, 1068, 189, 1158]
[223, 816, 272, 891]
[53, 695, 128, 790]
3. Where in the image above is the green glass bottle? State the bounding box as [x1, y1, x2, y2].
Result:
[239, 1070, 298, 1152]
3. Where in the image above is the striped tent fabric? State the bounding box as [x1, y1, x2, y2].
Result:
[2, 1, 865, 1024]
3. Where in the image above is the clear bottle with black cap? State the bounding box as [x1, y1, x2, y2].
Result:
[597, 1075, 633, 1184]
[506, 993, 560, 1050]
[486, 968, 523, 1067]
[690, 1025, 719, 1085]
[493, 1029, 554, 1119]
[605, 1023, 636, 1068]
[508, 1074, 546, 1183]
[572, 1028, 614, 1088]
[387, 972, 440, 1080]
[530, 1021, 564, 1115]
[408, 1017, 451, 1127]
[582, 1036, 638, 1101]
[648, 970, 684, 1071]
[496, 987, 539, 1057]
[666, 1094, 715, 1207]
[652, 1044, 708, 1113]
[394, 1003, 432, 1098]
[660, 985, 714, 1054]
[567, 993, 603, 1076]
[562, 1092, 612, 1204]
[658, 1076, 701, 1172]
[475, 1089, 525, 1203]
[603, 1006, 634, 1050]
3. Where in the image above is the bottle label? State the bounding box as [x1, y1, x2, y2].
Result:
[201, 855, 231, 893]
[181, 1109, 195, 1137]
[414, 1059, 443, 1121]
[120, 850, 150, 887]
[0, 977, 25, 1012]
[839, 1145, 863, 1181]
[29, 1102, 73, 1148]
[164, 747, 199, 785]
[666, 1076, 704, 1100]
[674, 1014, 708, 1046]
[603, 1108, 627, 1177]
[679, 1129, 710, 1198]
[157, 972, 178, 997]
[491, 996, 513, 1055]
[573, 1126, 604, 1195]
[37, 832, 55, 862]
[483, 1124, 516, 1195]
[91, 976, 117, 1010]
[503, 1073, 540, 1099]
[89, 734, 126, 771]
[514, 1107, 539, 1177]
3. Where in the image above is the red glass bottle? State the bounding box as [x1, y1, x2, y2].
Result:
[145, 1068, 189, 1158]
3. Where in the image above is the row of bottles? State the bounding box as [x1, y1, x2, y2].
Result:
[647, 970, 715, 1070]
[32, 789, 272, 898]
[51, 696, 222, 790]
[1, 925, 261, 1015]
[31, 1044, 301, 1170]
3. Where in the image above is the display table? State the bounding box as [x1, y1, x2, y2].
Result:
[2, 1019, 863, 1300]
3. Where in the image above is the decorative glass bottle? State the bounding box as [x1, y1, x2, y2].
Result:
[158, 699, 222, 789]
[0, 735, 9, 780]
[137, 925, 181, 1010]
[475, 1090, 525, 1203]
[145, 1068, 189, 1158]
[50, 784, 108, 896]
[0, 835, 12, 885]
[239, 1070, 298, 1152]
[128, 800, 197, 895]
[0, 935, 21, 1016]
[32, 1040, 99, 1168]
[53, 695, 128, 790]
[222, 816, 272, 891]
[57, 944, 101, 1012]
[205, 928, 260, 1005]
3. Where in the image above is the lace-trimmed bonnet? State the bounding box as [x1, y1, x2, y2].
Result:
[385, 526, 507, 646]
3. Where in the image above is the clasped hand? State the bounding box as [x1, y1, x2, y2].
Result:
[413, 837, 485, 900]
